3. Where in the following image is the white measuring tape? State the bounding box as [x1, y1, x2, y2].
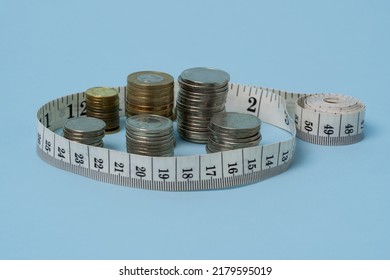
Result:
[36, 83, 365, 191]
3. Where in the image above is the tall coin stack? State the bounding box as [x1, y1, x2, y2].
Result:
[176, 67, 230, 143]
[63, 117, 106, 147]
[206, 112, 261, 153]
[126, 114, 175, 157]
[86, 87, 120, 133]
[126, 71, 174, 119]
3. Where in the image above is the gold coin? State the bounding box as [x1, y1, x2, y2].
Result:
[86, 87, 118, 98]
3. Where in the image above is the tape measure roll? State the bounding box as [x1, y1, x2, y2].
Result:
[295, 94, 365, 145]
[36, 83, 365, 191]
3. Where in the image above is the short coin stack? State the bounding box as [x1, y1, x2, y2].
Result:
[63, 117, 106, 147]
[176, 67, 230, 143]
[126, 71, 174, 119]
[126, 114, 175, 157]
[86, 87, 120, 133]
[206, 112, 261, 153]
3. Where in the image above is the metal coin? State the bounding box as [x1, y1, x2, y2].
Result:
[63, 117, 106, 147]
[127, 71, 174, 89]
[206, 112, 262, 153]
[125, 114, 174, 156]
[86, 87, 118, 98]
[210, 112, 261, 132]
[64, 117, 106, 134]
[179, 67, 230, 88]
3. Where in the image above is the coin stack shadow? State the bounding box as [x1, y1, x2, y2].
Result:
[86, 87, 120, 133]
[126, 71, 174, 119]
[206, 112, 262, 153]
[126, 114, 175, 157]
[63, 117, 106, 147]
[176, 67, 230, 143]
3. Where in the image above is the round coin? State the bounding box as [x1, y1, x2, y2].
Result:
[179, 67, 230, 87]
[210, 112, 261, 132]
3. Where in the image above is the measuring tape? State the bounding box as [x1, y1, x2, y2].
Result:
[36, 83, 365, 191]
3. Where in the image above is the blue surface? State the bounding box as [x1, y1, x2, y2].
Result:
[1, 0, 389, 259]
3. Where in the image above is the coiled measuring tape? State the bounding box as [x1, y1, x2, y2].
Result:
[36, 83, 365, 191]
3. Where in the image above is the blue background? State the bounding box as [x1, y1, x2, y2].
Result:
[1, 0, 389, 259]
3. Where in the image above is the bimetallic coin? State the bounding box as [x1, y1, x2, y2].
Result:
[127, 71, 174, 88]
[126, 71, 174, 119]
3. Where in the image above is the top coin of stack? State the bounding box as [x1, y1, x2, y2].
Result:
[86, 87, 120, 133]
[176, 67, 230, 143]
[206, 112, 261, 153]
[63, 117, 106, 147]
[126, 71, 174, 119]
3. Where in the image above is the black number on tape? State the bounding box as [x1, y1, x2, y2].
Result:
[324, 124, 334, 135]
[57, 147, 65, 159]
[45, 140, 51, 152]
[284, 110, 289, 125]
[114, 162, 124, 172]
[94, 158, 103, 169]
[74, 153, 84, 164]
[135, 166, 146, 178]
[345, 124, 354, 134]
[67, 104, 74, 119]
[266, 155, 274, 166]
[80, 101, 87, 116]
[304, 120, 313, 132]
[282, 151, 289, 162]
[247, 97, 257, 113]
[206, 165, 217, 177]
[44, 113, 50, 128]
[182, 168, 193, 179]
[248, 159, 257, 170]
[228, 162, 238, 174]
[158, 169, 169, 180]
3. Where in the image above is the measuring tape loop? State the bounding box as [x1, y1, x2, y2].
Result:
[36, 83, 365, 191]
[295, 94, 365, 145]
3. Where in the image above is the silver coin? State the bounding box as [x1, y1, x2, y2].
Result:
[206, 112, 262, 153]
[209, 133, 261, 144]
[126, 114, 172, 133]
[125, 114, 174, 156]
[210, 112, 261, 132]
[63, 117, 106, 147]
[176, 67, 230, 143]
[179, 67, 230, 87]
[64, 117, 106, 134]
[126, 131, 174, 138]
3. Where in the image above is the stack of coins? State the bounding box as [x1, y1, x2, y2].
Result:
[86, 87, 120, 133]
[125, 114, 175, 157]
[176, 67, 230, 143]
[126, 71, 174, 119]
[206, 112, 261, 153]
[63, 117, 106, 147]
